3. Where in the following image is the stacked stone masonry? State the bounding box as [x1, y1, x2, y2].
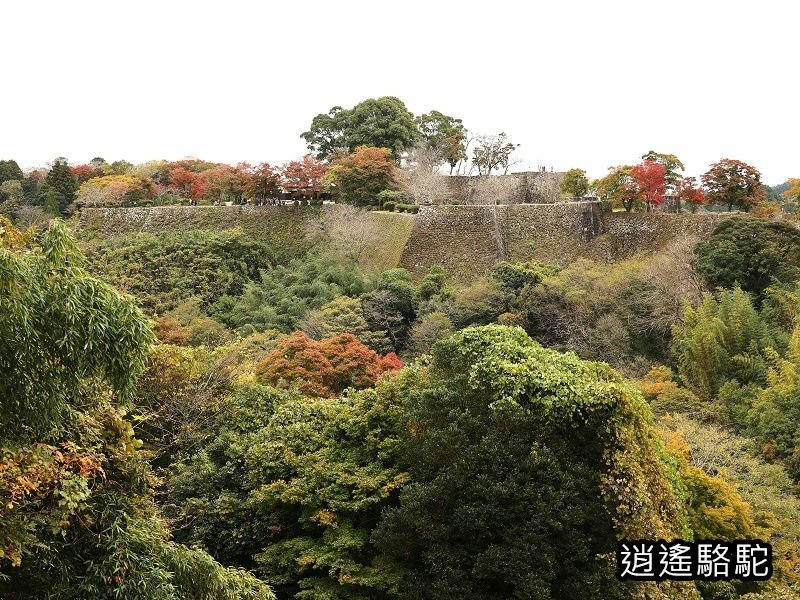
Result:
[77, 204, 733, 283]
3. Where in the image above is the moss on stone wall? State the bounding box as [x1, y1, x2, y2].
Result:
[76, 205, 415, 273]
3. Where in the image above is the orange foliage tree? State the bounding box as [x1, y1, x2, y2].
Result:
[168, 167, 207, 201]
[702, 158, 765, 212]
[324, 146, 397, 206]
[256, 331, 402, 397]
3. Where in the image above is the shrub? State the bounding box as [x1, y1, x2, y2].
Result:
[376, 189, 407, 206]
[83, 230, 276, 314]
[383, 200, 396, 212]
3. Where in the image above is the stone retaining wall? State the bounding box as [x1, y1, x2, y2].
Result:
[77, 204, 733, 283]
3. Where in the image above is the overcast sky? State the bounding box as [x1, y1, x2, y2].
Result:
[2, 0, 797, 184]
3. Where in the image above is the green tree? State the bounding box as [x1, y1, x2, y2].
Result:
[213, 255, 372, 335]
[560, 168, 589, 198]
[0, 179, 23, 218]
[21, 172, 44, 204]
[362, 268, 418, 352]
[414, 111, 466, 171]
[0, 159, 23, 186]
[302, 97, 417, 160]
[166, 383, 408, 599]
[406, 311, 453, 356]
[107, 159, 134, 175]
[44, 157, 77, 214]
[694, 216, 800, 300]
[301, 295, 389, 350]
[0, 218, 273, 599]
[672, 289, 773, 400]
[86, 229, 278, 314]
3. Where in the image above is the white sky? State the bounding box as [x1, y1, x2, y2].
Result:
[2, 0, 797, 184]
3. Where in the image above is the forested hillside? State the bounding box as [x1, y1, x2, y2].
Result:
[2, 100, 800, 600]
[3, 205, 800, 599]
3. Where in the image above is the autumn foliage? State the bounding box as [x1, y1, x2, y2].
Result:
[702, 158, 765, 212]
[168, 167, 207, 201]
[630, 160, 667, 210]
[281, 155, 328, 199]
[75, 174, 153, 207]
[325, 145, 397, 205]
[677, 176, 706, 212]
[255, 331, 402, 397]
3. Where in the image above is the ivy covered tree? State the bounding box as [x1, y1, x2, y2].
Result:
[373, 325, 690, 599]
[166, 324, 707, 599]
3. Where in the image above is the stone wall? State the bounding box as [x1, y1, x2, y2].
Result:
[399, 203, 731, 281]
[75, 205, 415, 273]
[590, 211, 728, 263]
[76, 204, 732, 284]
[443, 171, 564, 204]
[397, 205, 507, 278]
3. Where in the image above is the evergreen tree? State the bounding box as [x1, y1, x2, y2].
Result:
[44, 157, 77, 214]
[0, 159, 23, 186]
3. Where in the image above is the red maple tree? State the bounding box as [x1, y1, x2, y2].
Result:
[71, 164, 105, 183]
[247, 162, 282, 203]
[281, 156, 328, 199]
[630, 160, 667, 211]
[677, 176, 706, 213]
[168, 167, 207, 201]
